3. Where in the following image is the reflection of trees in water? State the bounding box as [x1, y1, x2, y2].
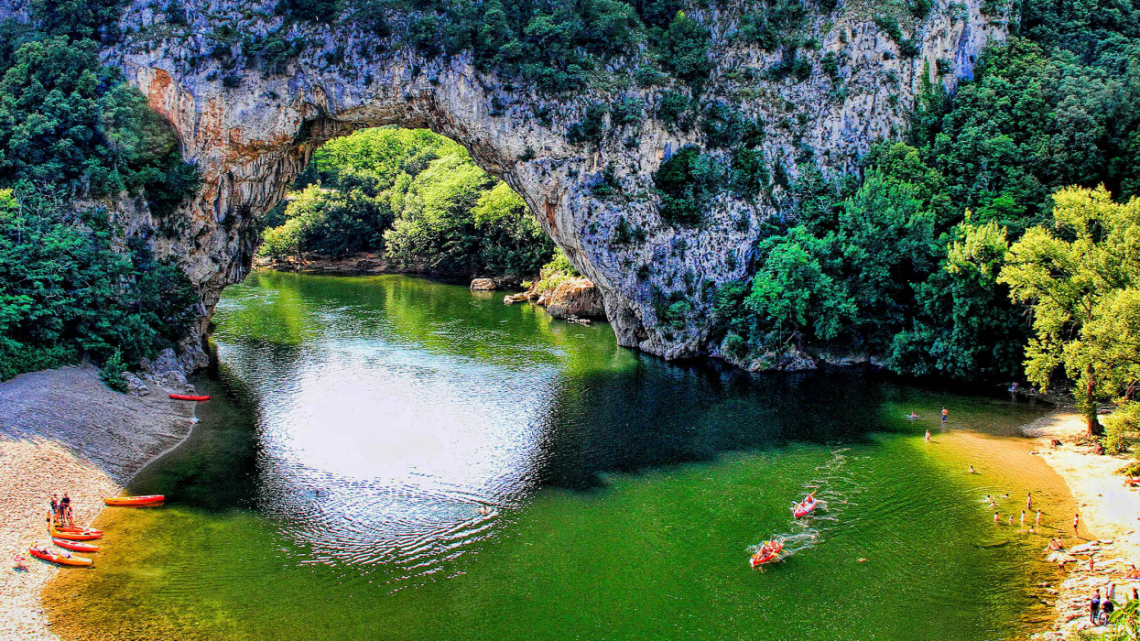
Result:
[530, 359, 888, 491]
[132, 360, 265, 512]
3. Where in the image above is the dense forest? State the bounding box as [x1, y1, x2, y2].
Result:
[0, 14, 201, 384]
[259, 127, 555, 280]
[709, 0, 1140, 392]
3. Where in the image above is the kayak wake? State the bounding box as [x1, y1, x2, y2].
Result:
[749, 447, 860, 567]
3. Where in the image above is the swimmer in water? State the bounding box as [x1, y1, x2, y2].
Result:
[1008, 514, 1014, 526]
[925, 429, 931, 441]
[994, 511, 1000, 524]
[969, 465, 976, 474]
[1036, 509, 1042, 526]
[1021, 510, 1026, 526]
[908, 412, 919, 420]
[1027, 492, 1033, 510]
[1003, 493, 1010, 500]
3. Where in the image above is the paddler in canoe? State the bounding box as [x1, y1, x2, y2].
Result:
[750, 539, 784, 567]
[792, 492, 818, 518]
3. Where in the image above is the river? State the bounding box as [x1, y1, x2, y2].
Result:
[45, 272, 1071, 640]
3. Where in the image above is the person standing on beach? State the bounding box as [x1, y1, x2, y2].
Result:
[49, 494, 59, 523]
[1074, 513, 1081, 536]
[941, 407, 949, 423]
[1091, 590, 1101, 624]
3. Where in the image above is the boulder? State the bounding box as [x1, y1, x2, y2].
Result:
[545, 278, 605, 320]
[121, 372, 150, 396]
[470, 278, 496, 291]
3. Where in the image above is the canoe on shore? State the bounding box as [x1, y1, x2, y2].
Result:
[53, 538, 99, 553]
[104, 495, 165, 507]
[169, 394, 210, 402]
[54, 525, 103, 535]
[30, 548, 93, 567]
[50, 528, 102, 541]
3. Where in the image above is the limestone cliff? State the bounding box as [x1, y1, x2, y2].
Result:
[4, 0, 1008, 365]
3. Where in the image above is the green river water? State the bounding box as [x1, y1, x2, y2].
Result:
[47, 272, 1071, 641]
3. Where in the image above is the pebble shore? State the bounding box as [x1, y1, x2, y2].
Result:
[0, 366, 195, 640]
[1024, 414, 1140, 639]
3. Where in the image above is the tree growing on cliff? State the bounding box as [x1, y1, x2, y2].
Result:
[999, 186, 1140, 436]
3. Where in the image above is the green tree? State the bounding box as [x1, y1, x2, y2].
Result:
[999, 186, 1140, 435]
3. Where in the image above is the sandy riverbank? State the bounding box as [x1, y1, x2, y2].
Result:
[0, 365, 196, 640]
[1022, 414, 1140, 639]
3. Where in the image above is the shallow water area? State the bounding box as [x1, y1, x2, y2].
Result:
[45, 273, 1071, 640]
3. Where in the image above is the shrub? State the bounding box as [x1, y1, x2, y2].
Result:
[567, 103, 608, 146]
[658, 11, 712, 84]
[653, 145, 729, 226]
[657, 91, 694, 131]
[1105, 403, 1140, 455]
[100, 349, 129, 392]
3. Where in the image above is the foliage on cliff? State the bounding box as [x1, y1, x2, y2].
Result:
[0, 190, 198, 382]
[260, 127, 555, 278]
[716, 0, 1140, 382]
[0, 22, 201, 382]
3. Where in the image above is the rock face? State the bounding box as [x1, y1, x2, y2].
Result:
[545, 278, 607, 320]
[2, 0, 1008, 366]
[470, 278, 497, 292]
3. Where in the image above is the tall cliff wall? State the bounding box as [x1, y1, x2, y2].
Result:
[88, 0, 1005, 363]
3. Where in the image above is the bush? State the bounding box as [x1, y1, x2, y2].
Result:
[653, 145, 727, 226]
[658, 11, 712, 84]
[567, 103, 608, 146]
[1104, 403, 1140, 455]
[99, 349, 129, 392]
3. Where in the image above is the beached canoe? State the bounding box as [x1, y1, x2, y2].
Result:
[169, 394, 210, 402]
[53, 538, 99, 553]
[30, 548, 93, 567]
[50, 528, 102, 541]
[104, 495, 165, 507]
[54, 525, 103, 535]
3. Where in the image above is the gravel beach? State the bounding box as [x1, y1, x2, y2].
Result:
[1023, 414, 1140, 639]
[0, 365, 196, 640]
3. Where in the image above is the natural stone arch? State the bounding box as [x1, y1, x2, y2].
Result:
[110, 0, 1005, 367]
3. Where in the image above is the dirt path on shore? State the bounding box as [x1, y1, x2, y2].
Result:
[0, 366, 195, 640]
[1023, 414, 1140, 639]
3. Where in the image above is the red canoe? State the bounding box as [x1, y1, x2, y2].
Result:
[169, 394, 210, 402]
[30, 547, 92, 567]
[104, 495, 165, 507]
[53, 538, 99, 553]
[50, 528, 102, 541]
[54, 525, 103, 535]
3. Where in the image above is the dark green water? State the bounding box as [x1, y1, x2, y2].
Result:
[49, 273, 1067, 641]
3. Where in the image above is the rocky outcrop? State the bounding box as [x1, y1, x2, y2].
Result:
[1, 0, 1009, 367]
[545, 278, 607, 320]
[470, 278, 497, 292]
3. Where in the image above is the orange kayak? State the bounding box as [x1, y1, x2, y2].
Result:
[30, 547, 92, 567]
[53, 538, 99, 553]
[50, 528, 102, 541]
[104, 495, 164, 507]
[169, 394, 209, 402]
[55, 525, 103, 535]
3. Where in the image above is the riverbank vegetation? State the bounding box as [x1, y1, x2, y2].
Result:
[259, 127, 555, 280]
[0, 12, 200, 383]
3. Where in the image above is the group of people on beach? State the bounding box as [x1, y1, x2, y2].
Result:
[47, 492, 75, 527]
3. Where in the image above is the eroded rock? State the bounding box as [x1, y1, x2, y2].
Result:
[545, 278, 606, 320]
